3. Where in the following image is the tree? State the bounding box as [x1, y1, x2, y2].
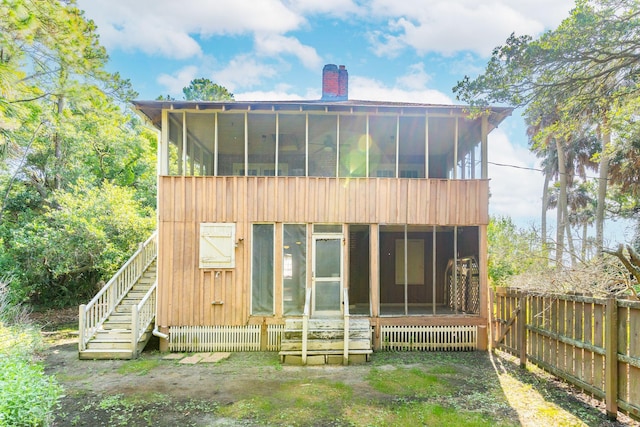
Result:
[454, 0, 640, 255]
[0, 0, 157, 307]
[487, 216, 547, 287]
[182, 78, 234, 101]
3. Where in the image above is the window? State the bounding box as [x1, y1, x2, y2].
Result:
[252, 224, 274, 315]
[283, 224, 306, 315]
[395, 239, 424, 285]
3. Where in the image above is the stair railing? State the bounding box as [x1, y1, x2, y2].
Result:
[79, 230, 158, 351]
[131, 281, 157, 357]
[302, 287, 312, 364]
[343, 288, 350, 365]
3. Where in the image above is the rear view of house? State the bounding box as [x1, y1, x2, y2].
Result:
[79, 65, 511, 363]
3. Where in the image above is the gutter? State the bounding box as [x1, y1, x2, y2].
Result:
[152, 325, 169, 340]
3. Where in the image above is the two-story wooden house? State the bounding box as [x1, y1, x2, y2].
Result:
[78, 65, 511, 363]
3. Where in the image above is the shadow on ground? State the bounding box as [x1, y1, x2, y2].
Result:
[42, 336, 638, 427]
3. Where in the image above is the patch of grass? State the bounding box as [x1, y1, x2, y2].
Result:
[218, 379, 353, 426]
[116, 358, 159, 376]
[343, 401, 517, 427]
[392, 402, 517, 427]
[367, 366, 453, 398]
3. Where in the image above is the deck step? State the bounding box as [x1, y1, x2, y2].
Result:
[278, 349, 373, 356]
[281, 339, 371, 352]
[79, 348, 134, 360]
[86, 338, 132, 350]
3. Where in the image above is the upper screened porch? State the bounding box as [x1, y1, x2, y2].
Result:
[133, 100, 511, 180]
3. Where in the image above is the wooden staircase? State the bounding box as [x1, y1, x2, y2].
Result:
[79, 232, 158, 360]
[79, 261, 157, 360]
[279, 317, 372, 365]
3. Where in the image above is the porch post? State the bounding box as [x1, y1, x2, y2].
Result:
[481, 115, 488, 179]
[370, 224, 380, 349]
[478, 225, 489, 350]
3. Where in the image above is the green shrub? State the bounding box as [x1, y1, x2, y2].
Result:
[0, 288, 63, 427]
[0, 354, 63, 426]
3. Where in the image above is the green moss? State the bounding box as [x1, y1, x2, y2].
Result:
[367, 366, 453, 397]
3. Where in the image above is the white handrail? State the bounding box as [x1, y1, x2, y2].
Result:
[302, 287, 312, 364]
[79, 231, 158, 351]
[343, 288, 350, 365]
[131, 282, 157, 357]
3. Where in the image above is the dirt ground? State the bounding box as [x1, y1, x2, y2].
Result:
[41, 328, 639, 427]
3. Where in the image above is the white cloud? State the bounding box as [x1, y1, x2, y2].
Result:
[78, 0, 303, 59]
[396, 63, 432, 90]
[487, 129, 543, 221]
[157, 66, 199, 96]
[367, 0, 574, 57]
[254, 34, 322, 69]
[288, 0, 362, 16]
[350, 75, 452, 104]
[235, 88, 307, 101]
[211, 55, 280, 92]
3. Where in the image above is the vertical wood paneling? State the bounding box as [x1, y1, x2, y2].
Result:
[158, 176, 490, 327]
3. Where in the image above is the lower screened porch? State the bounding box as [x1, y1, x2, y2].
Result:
[251, 223, 484, 320]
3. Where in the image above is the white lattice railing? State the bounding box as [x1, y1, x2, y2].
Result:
[168, 324, 286, 352]
[132, 282, 156, 357]
[78, 231, 158, 351]
[380, 325, 477, 351]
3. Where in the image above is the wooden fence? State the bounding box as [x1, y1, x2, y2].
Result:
[492, 288, 640, 421]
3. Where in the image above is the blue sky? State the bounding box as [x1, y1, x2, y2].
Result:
[75, 0, 634, 242]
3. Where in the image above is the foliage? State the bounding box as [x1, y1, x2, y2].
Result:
[0, 354, 62, 427]
[455, 0, 640, 257]
[182, 78, 234, 101]
[3, 182, 155, 307]
[0, 285, 63, 427]
[0, 0, 157, 308]
[488, 216, 548, 287]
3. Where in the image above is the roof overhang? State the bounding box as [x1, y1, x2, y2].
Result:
[132, 99, 512, 133]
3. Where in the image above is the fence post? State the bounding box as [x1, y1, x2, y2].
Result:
[605, 297, 618, 420]
[518, 293, 527, 368]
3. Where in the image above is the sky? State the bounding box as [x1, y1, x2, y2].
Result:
[75, 0, 633, 242]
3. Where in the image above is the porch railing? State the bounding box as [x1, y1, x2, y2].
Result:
[343, 288, 350, 365]
[131, 281, 156, 357]
[79, 231, 158, 351]
[302, 287, 311, 364]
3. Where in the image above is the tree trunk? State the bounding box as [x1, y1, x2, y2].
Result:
[555, 137, 568, 267]
[541, 171, 550, 252]
[595, 126, 610, 256]
[54, 94, 64, 190]
[582, 221, 588, 261]
[565, 220, 577, 267]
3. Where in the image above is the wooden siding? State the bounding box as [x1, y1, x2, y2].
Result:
[159, 176, 489, 225]
[157, 176, 489, 329]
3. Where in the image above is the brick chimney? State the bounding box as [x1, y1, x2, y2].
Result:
[322, 64, 348, 101]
